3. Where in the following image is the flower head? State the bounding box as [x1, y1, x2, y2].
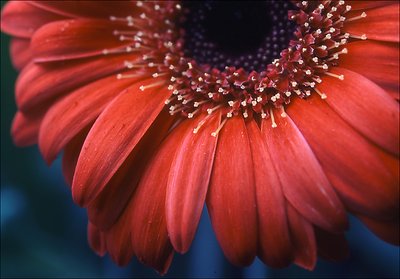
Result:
[1, 0, 399, 274]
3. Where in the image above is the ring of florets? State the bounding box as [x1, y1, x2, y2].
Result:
[106, 0, 367, 131]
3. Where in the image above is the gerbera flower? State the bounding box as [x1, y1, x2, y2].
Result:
[1, 0, 399, 274]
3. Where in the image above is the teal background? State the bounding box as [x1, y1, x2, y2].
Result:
[0, 1, 399, 278]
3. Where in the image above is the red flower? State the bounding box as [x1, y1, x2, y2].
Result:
[1, 0, 399, 274]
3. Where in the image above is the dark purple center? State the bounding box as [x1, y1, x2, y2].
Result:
[181, 0, 297, 72]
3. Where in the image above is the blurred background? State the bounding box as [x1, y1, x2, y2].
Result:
[1, 1, 399, 277]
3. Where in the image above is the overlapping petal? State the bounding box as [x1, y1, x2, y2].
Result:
[358, 215, 399, 245]
[130, 119, 195, 274]
[1, 1, 65, 38]
[87, 222, 107, 257]
[340, 41, 399, 91]
[9, 38, 32, 70]
[16, 54, 135, 112]
[166, 112, 221, 253]
[344, 3, 399, 42]
[286, 204, 317, 270]
[262, 113, 348, 233]
[31, 19, 131, 62]
[11, 111, 42, 147]
[207, 116, 258, 266]
[30, 1, 140, 19]
[72, 78, 171, 207]
[320, 67, 399, 156]
[288, 96, 399, 222]
[87, 110, 174, 230]
[315, 228, 349, 261]
[247, 120, 292, 268]
[39, 74, 142, 163]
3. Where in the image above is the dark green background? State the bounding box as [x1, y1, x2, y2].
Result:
[1, 1, 399, 277]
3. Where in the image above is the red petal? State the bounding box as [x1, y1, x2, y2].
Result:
[207, 116, 258, 266]
[314, 228, 349, 261]
[11, 111, 42, 146]
[72, 78, 170, 207]
[87, 222, 106, 257]
[358, 215, 399, 245]
[246, 120, 292, 268]
[262, 113, 348, 233]
[320, 67, 399, 156]
[10, 38, 32, 70]
[288, 96, 399, 221]
[30, 1, 140, 19]
[382, 83, 399, 100]
[87, 110, 175, 230]
[0, 1, 65, 38]
[340, 41, 399, 89]
[287, 204, 317, 270]
[104, 209, 134, 266]
[343, 4, 399, 42]
[39, 74, 141, 163]
[31, 19, 130, 62]
[16, 54, 135, 112]
[130, 120, 195, 275]
[166, 112, 221, 253]
[62, 126, 91, 187]
[347, 1, 395, 10]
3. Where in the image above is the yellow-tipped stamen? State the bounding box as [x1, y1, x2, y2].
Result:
[270, 109, 277, 128]
[349, 33, 367, 40]
[314, 88, 327, 99]
[211, 118, 228, 137]
[325, 72, 344, 80]
[280, 107, 287, 117]
[193, 114, 213, 134]
[139, 80, 166, 91]
[346, 12, 366, 22]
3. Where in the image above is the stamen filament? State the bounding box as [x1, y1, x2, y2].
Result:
[325, 72, 344, 80]
[314, 88, 327, 99]
[349, 33, 367, 40]
[270, 109, 277, 128]
[211, 118, 228, 137]
[346, 12, 366, 22]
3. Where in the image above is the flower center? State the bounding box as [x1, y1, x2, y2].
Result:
[182, 1, 296, 71]
[106, 1, 368, 134]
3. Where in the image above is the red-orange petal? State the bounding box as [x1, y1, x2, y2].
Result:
[1, 1, 65, 38]
[343, 3, 399, 42]
[62, 125, 91, 187]
[39, 74, 141, 163]
[314, 228, 349, 261]
[30, 1, 140, 19]
[287, 204, 317, 270]
[16, 53, 134, 112]
[382, 83, 399, 101]
[130, 120, 195, 275]
[320, 67, 399, 156]
[10, 38, 32, 70]
[31, 19, 130, 62]
[72, 78, 170, 207]
[104, 208, 134, 266]
[340, 41, 399, 89]
[11, 111, 42, 147]
[288, 96, 399, 221]
[262, 114, 348, 233]
[87, 110, 174, 230]
[87, 222, 106, 257]
[358, 215, 399, 245]
[347, 1, 395, 10]
[166, 112, 221, 254]
[207, 116, 258, 266]
[246, 120, 293, 268]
